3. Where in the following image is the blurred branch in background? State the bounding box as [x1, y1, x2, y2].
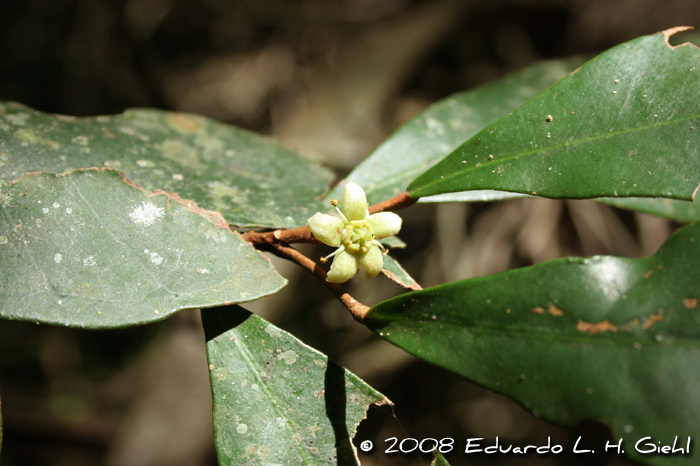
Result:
[270, 0, 470, 168]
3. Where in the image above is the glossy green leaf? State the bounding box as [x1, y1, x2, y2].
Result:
[0, 102, 334, 228]
[381, 255, 421, 290]
[202, 306, 388, 466]
[599, 196, 700, 223]
[0, 169, 286, 328]
[324, 59, 584, 205]
[367, 222, 700, 466]
[409, 28, 700, 202]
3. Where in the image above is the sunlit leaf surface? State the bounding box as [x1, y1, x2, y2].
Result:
[409, 29, 700, 202]
[0, 102, 334, 228]
[0, 169, 286, 328]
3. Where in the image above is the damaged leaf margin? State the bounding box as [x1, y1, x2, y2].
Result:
[202, 306, 390, 466]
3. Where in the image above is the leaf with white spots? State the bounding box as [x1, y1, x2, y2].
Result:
[0, 102, 334, 228]
[128, 201, 165, 226]
[367, 222, 700, 466]
[0, 169, 286, 328]
[409, 28, 700, 202]
[202, 306, 389, 466]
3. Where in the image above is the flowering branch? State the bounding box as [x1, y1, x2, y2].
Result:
[241, 191, 416, 246]
[260, 243, 370, 322]
[243, 189, 416, 321]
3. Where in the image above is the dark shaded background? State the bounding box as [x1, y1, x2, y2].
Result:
[1, 1, 699, 465]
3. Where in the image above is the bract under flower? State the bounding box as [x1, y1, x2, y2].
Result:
[308, 182, 402, 283]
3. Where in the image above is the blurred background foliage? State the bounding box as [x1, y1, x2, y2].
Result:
[1, 0, 699, 465]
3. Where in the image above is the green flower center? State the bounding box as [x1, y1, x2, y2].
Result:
[343, 220, 374, 254]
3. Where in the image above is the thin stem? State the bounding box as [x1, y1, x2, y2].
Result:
[241, 191, 417, 245]
[368, 191, 418, 215]
[261, 243, 370, 322]
[242, 227, 318, 245]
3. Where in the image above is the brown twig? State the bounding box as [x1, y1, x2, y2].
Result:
[261, 243, 370, 322]
[241, 191, 417, 245]
[368, 191, 418, 215]
[242, 227, 318, 245]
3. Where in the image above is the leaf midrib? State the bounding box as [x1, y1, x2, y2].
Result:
[411, 111, 700, 195]
[374, 318, 700, 348]
[228, 330, 316, 464]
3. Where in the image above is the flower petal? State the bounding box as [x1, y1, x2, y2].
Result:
[327, 251, 360, 283]
[308, 213, 344, 247]
[368, 212, 402, 239]
[361, 245, 383, 279]
[343, 182, 368, 221]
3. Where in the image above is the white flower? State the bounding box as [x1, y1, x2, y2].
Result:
[308, 182, 402, 283]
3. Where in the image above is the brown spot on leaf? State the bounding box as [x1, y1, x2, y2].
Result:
[644, 270, 653, 279]
[166, 113, 205, 134]
[532, 306, 544, 314]
[685, 298, 698, 309]
[619, 319, 640, 332]
[577, 319, 618, 334]
[548, 305, 564, 316]
[643, 313, 664, 329]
